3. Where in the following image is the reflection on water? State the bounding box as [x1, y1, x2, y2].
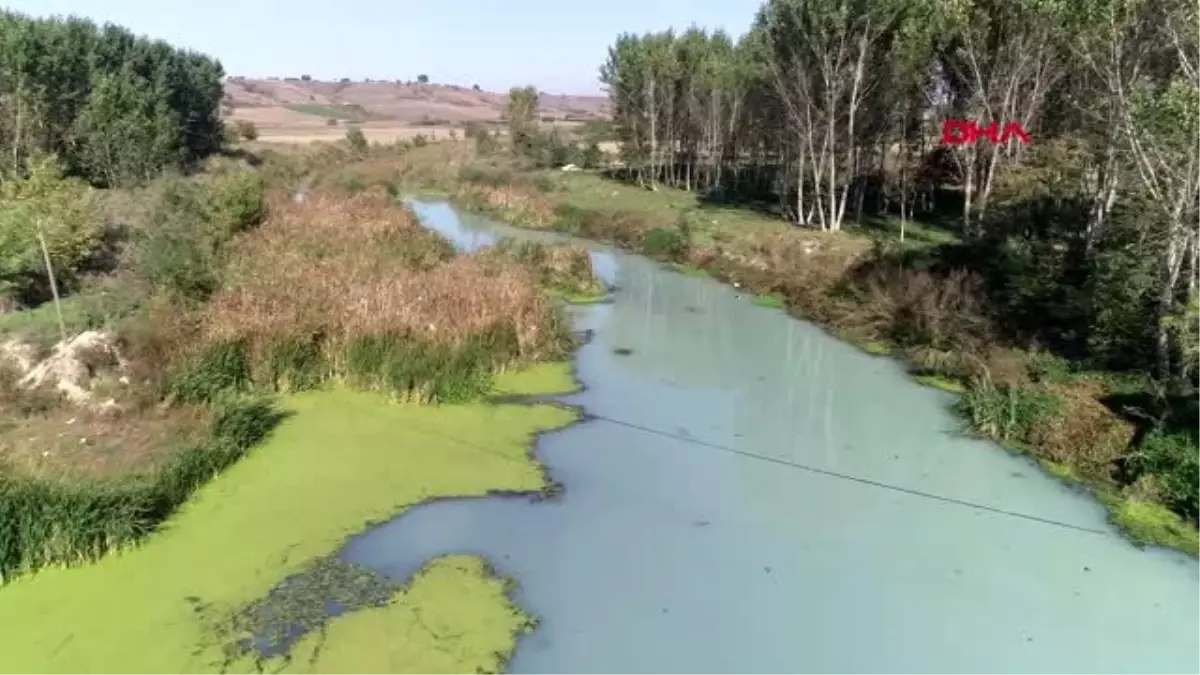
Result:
[345, 199, 1200, 674]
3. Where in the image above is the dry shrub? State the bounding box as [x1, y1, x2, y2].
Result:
[901, 345, 990, 381]
[480, 240, 604, 298]
[688, 231, 865, 318]
[466, 185, 557, 228]
[1028, 380, 1135, 471]
[841, 262, 991, 354]
[117, 296, 205, 406]
[198, 190, 566, 395]
[597, 212, 653, 249]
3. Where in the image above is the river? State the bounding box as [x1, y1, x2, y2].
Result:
[341, 199, 1199, 673]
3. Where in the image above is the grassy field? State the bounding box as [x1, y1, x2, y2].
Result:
[283, 103, 369, 121]
[552, 171, 962, 248]
[0, 365, 580, 672]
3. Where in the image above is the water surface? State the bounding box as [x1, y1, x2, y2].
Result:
[344, 199, 1199, 673]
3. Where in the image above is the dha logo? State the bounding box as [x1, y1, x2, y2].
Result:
[942, 120, 1032, 145]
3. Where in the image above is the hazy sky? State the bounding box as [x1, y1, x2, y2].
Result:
[5, 0, 763, 94]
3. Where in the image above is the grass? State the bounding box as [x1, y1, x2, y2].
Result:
[545, 287, 608, 304]
[665, 262, 711, 278]
[0, 397, 284, 582]
[913, 373, 967, 394]
[284, 103, 368, 122]
[754, 293, 786, 309]
[479, 238, 607, 306]
[1106, 497, 1200, 556]
[551, 172, 791, 248]
[0, 403, 211, 482]
[0, 364, 580, 672]
[0, 284, 142, 351]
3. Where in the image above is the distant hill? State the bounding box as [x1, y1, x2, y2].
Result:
[222, 78, 610, 126]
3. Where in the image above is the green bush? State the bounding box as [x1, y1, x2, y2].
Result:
[1138, 428, 1199, 521]
[132, 174, 266, 302]
[642, 227, 689, 261]
[135, 197, 221, 301]
[0, 155, 102, 303]
[474, 130, 499, 155]
[581, 142, 603, 169]
[263, 335, 328, 393]
[346, 127, 369, 155]
[957, 376, 1064, 443]
[233, 120, 258, 141]
[171, 340, 252, 403]
[207, 172, 267, 238]
[344, 332, 502, 403]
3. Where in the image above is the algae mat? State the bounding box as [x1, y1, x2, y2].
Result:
[0, 364, 579, 673]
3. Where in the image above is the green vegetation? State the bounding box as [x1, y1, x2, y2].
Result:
[284, 103, 369, 122]
[0, 369, 580, 671]
[0, 11, 224, 187]
[345, 126, 369, 155]
[0, 398, 282, 582]
[753, 293, 785, 309]
[0, 155, 102, 309]
[0, 10, 616, 674]
[481, 238, 607, 304]
[1, 149, 592, 586]
[274, 556, 536, 674]
[502, 87, 606, 170]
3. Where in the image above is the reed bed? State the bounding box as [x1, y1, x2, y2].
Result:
[186, 190, 572, 402]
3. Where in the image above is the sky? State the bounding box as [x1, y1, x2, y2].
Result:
[5, 0, 763, 95]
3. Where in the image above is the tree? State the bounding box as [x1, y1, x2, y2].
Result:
[345, 126, 368, 155]
[0, 154, 100, 319]
[506, 85, 540, 155]
[417, 74, 429, 84]
[301, 74, 312, 81]
[934, 0, 1067, 236]
[472, 83, 481, 91]
[0, 11, 224, 186]
[233, 119, 258, 141]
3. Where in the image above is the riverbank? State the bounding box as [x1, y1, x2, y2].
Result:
[358, 141, 1197, 556]
[0, 366, 581, 672]
[0, 144, 611, 670]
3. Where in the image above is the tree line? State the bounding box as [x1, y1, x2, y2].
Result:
[0, 10, 225, 187]
[599, 0, 1198, 384]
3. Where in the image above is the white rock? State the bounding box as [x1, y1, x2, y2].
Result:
[18, 330, 125, 404]
[1, 339, 39, 373]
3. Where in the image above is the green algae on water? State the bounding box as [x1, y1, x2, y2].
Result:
[0, 364, 579, 673]
[753, 293, 786, 309]
[263, 556, 536, 674]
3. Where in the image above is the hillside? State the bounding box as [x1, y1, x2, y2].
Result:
[222, 77, 609, 143]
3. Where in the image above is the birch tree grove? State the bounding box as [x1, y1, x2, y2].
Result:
[599, 0, 1198, 382]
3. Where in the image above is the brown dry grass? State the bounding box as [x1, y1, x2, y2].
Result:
[254, 124, 463, 145]
[0, 403, 210, 482]
[204, 190, 560, 363]
[222, 79, 608, 125]
[1029, 380, 1137, 471]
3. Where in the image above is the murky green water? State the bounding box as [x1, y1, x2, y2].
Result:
[344, 199, 1199, 673]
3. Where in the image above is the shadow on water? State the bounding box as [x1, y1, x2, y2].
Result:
[252, 198, 1198, 674]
